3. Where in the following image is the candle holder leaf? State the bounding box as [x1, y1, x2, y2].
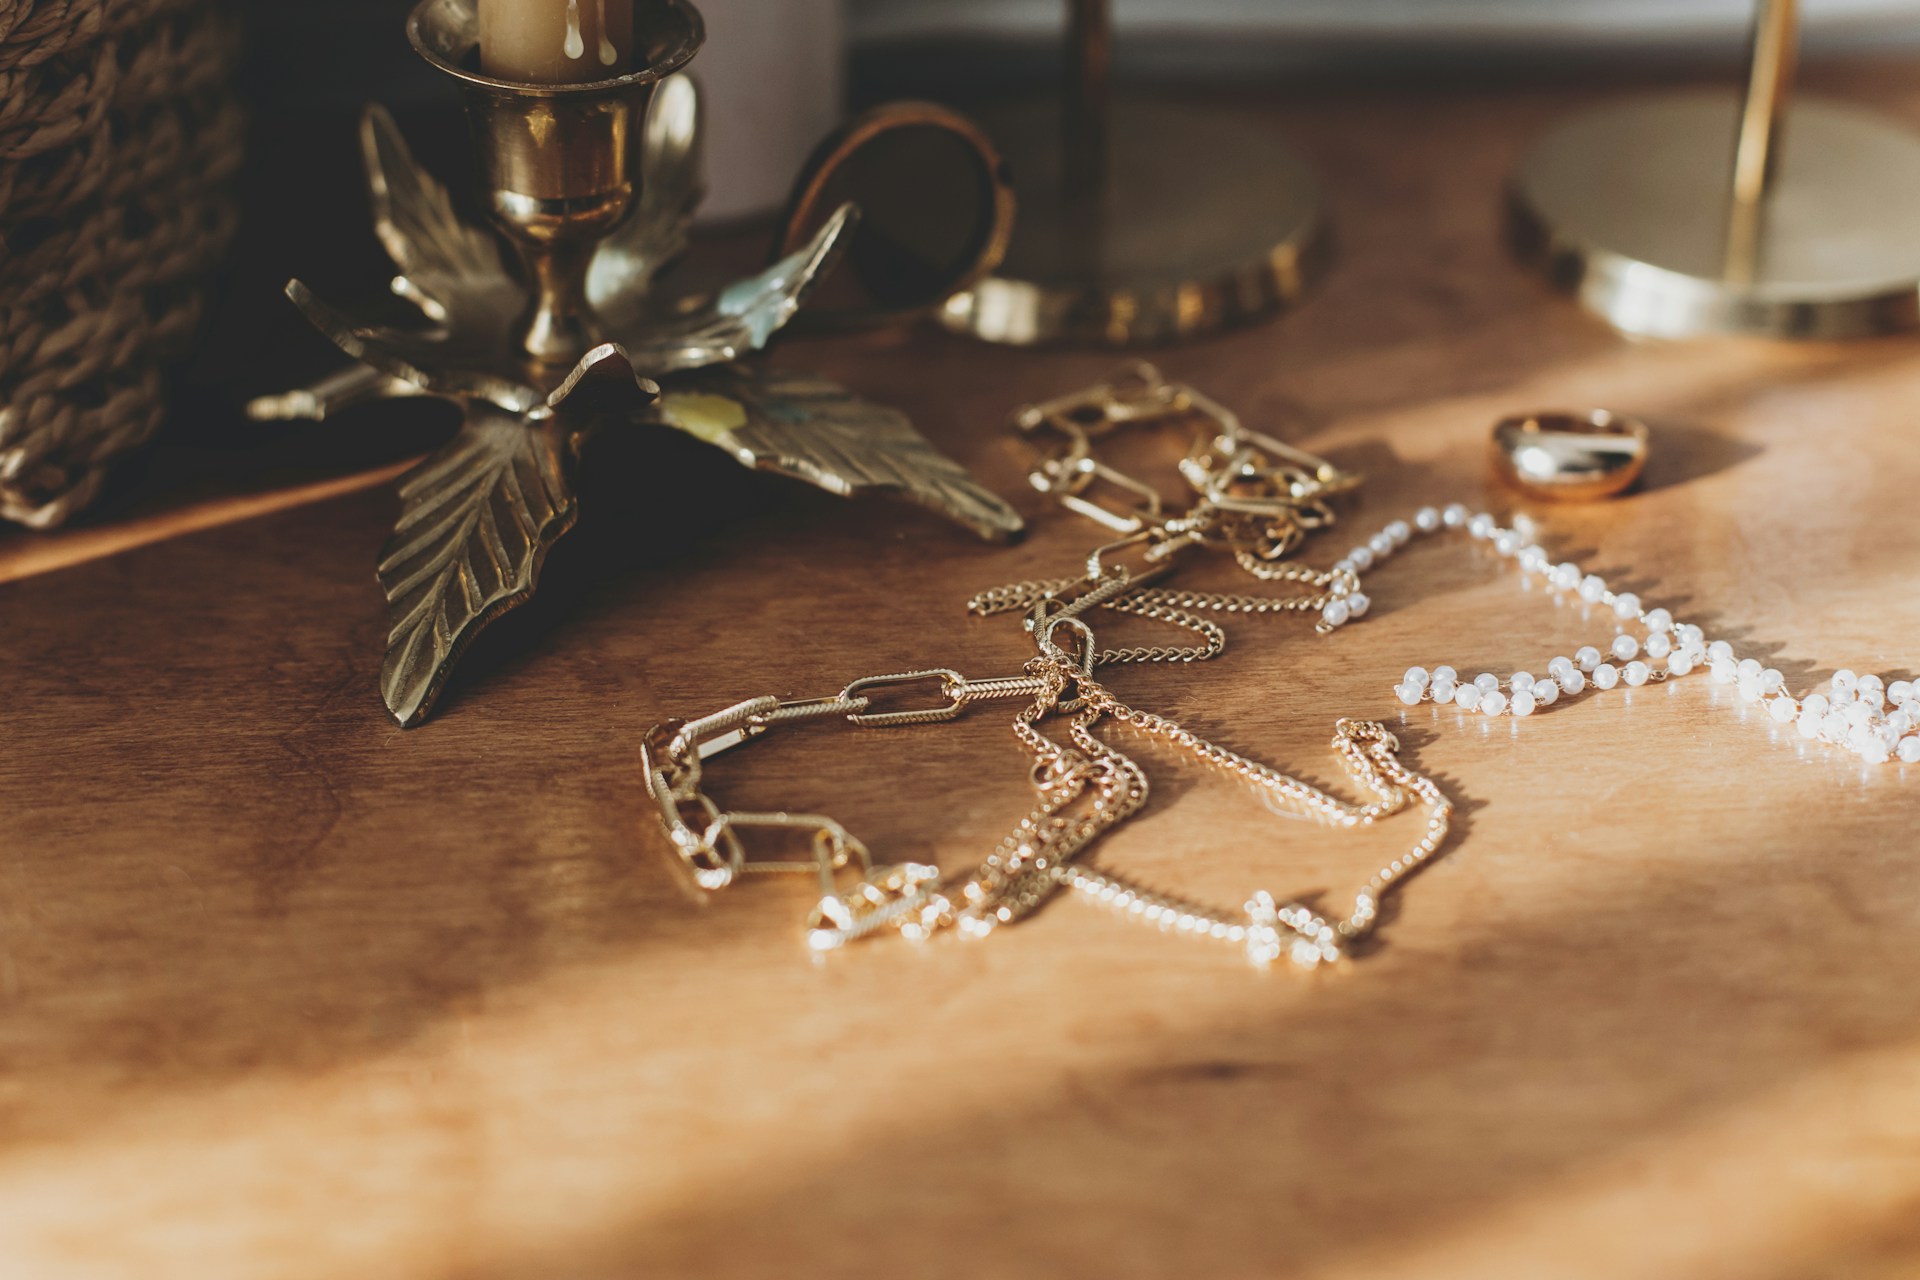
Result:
[654, 366, 1023, 545]
[379, 403, 584, 727]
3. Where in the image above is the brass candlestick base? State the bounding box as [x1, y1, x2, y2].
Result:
[942, 99, 1325, 347]
[252, 0, 1021, 728]
[1511, 92, 1920, 339]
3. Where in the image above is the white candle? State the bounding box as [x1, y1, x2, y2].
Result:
[478, 0, 632, 84]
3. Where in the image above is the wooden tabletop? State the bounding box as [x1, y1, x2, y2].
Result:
[6, 62, 1920, 1280]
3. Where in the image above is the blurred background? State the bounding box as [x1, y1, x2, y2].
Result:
[21, 0, 1920, 536]
[243, 0, 1920, 219]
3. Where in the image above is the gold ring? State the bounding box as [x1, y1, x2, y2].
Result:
[1490, 410, 1650, 502]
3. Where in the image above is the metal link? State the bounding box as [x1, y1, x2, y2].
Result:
[840, 670, 969, 727]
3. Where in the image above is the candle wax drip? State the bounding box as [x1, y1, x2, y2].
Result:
[596, 0, 617, 64]
[563, 0, 585, 61]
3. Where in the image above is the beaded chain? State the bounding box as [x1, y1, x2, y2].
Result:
[1314, 502, 1920, 767]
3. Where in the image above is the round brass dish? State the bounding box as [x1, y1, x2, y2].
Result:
[1491, 411, 1650, 502]
[1510, 92, 1920, 339]
[939, 99, 1328, 347]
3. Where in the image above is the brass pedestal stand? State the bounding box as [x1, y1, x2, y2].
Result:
[941, 0, 1327, 347]
[1511, 0, 1920, 339]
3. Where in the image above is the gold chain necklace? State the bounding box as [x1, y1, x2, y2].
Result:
[639, 364, 1456, 969]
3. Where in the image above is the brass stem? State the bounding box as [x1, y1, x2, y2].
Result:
[515, 236, 605, 367]
[1726, 0, 1798, 284]
[1063, 0, 1110, 198]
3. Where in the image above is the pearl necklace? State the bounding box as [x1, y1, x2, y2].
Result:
[1317, 502, 1920, 767]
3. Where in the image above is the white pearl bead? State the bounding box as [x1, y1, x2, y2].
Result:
[1468, 513, 1496, 539]
[1474, 673, 1500, 693]
[1510, 671, 1536, 691]
[1558, 667, 1585, 695]
[1802, 693, 1830, 718]
[1624, 661, 1651, 687]
[1861, 740, 1892, 765]
[1822, 711, 1849, 742]
[1322, 599, 1350, 627]
[1900, 737, 1920, 764]
[1414, 506, 1441, 532]
[1676, 623, 1703, 647]
[1579, 574, 1607, 604]
[1332, 559, 1355, 576]
[1432, 665, 1457, 684]
[1859, 673, 1885, 697]
[1667, 652, 1695, 677]
[1797, 710, 1822, 739]
[1891, 708, 1918, 735]
[1760, 668, 1784, 694]
[1612, 592, 1641, 619]
[1846, 701, 1877, 728]
[1454, 683, 1482, 711]
[1494, 530, 1520, 556]
[1510, 690, 1536, 717]
[1831, 684, 1856, 706]
[1848, 723, 1876, 752]
[1431, 677, 1456, 705]
[1404, 666, 1430, 688]
[1575, 646, 1602, 672]
[1710, 658, 1737, 684]
[1519, 546, 1548, 572]
[1348, 546, 1374, 571]
[1481, 689, 1508, 716]
[1552, 563, 1581, 591]
[1644, 633, 1672, 660]
[1534, 679, 1559, 706]
[1737, 657, 1762, 680]
[1442, 503, 1469, 528]
[1396, 683, 1424, 706]
[1707, 640, 1734, 664]
[1547, 655, 1573, 678]
[1737, 675, 1765, 703]
[1347, 592, 1372, 618]
[1832, 668, 1858, 693]
[1369, 533, 1394, 557]
[1877, 724, 1902, 751]
[1610, 634, 1639, 662]
[1386, 519, 1411, 544]
[1644, 608, 1673, 633]
[1889, 680, 1914, 705]
[1592, 663, 1620, 691]
[1767, 695, 1798, 724]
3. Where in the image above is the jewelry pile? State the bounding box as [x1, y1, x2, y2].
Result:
[643, 364, 1446, 968]
[641, 364, 1912, 971]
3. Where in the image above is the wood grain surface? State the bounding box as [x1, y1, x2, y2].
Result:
[5, 63, 1920, 1280]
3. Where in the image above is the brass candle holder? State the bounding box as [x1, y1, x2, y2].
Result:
[253, 0, 1021, 727]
